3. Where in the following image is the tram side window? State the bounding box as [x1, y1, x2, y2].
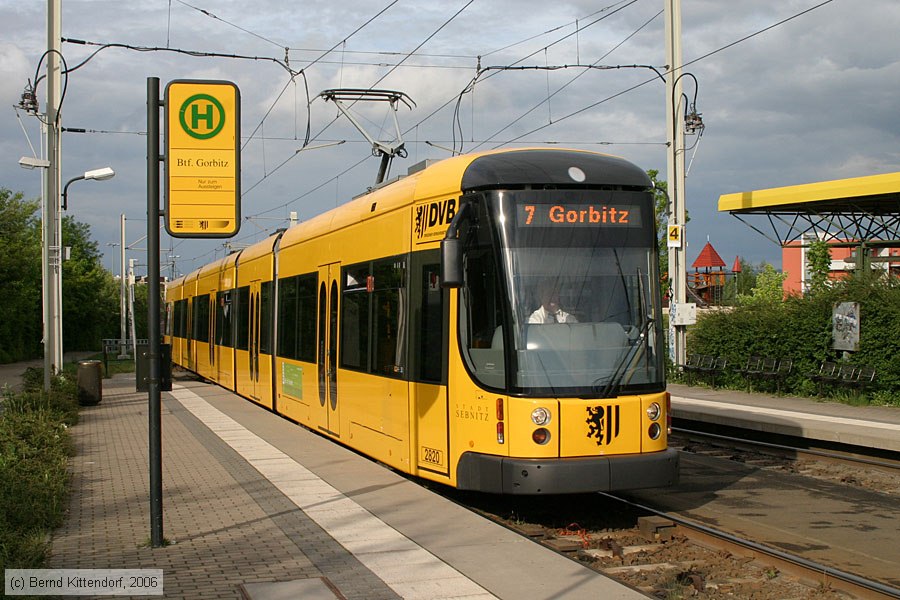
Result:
[459, 201, 506, 389]
[372, 257, 407, 378]
[179, 299, 188, 338]
[260, 281, 273, 355]
[277, 274, 318, 362]
[338, 258, 407, 378]
[278, 276, 298, 358]
[192, 294, 210, 343]
[173, 299, 186, 338]
[164, 302, 173, 337]
[216, 290, 232, 347]
[417, 260, 445, 383]
[340, 264, 370, 371]
[235, 286, 250, 351]
[296, 275, 317, 362]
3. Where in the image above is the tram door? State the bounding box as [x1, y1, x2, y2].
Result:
[316, 263, 340, 437]
[239, 279, 273, 408]
[186, 297, 195, 371]
[208, 293, 216, 372]
[249, 279, 274, 408]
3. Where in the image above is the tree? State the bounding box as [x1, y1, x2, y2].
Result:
[0, 189, 42, 362]
[722, 257, 757, 305]
[648, 170, 668, 273]
[648, 170, 689, 301]
[61, 216, 120, 351]
[0, 188, 121, 362]
[806, 239, 831, 294]
[737, 263, 787, 305]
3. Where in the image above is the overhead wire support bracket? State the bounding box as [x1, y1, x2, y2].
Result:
[319, 88, 415, 185]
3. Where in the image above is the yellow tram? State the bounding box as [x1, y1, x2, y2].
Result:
[165, 148, 679, 494]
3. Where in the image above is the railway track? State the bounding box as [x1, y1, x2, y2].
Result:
[671, 424, 900, 475]
[453, 489, 900, 599]
[441, 424, 900, 599]
[602, 494, 900, 600]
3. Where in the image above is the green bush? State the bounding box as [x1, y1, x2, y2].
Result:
[0, 374, 75, 574]
[686, 273, 900, 403]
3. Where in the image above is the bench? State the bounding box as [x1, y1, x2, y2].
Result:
[839, 364, 877, 398]
[808, 361, 876, 398]
[733, 355, 762, 391]
[682, 354, 727, 388]
[682, 354, 709, 385]
[734, 356, 793, 393]
[699, 355, 728, 389]
[808, 361, 838, 396]
[758, 358, 793, 394]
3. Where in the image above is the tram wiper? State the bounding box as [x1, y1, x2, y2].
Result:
[593, 269, 652, 399]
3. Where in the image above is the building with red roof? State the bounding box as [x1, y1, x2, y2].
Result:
[689, 241, 727, 305]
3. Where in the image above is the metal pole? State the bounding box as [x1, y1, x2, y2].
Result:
[40, 120, 51, 391]
[45, 0, 63, 386]
[665, 0, 687, 367]
[119, 214, 128, 357]
[147, 77, 164, 547]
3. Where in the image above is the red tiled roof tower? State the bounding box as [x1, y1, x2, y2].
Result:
[692, 241, 726, 270]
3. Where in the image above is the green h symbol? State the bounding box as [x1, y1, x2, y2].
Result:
[178, 92, 227, 139]
[191, 102, 215, 130]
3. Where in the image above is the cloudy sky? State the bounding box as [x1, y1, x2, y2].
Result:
[2, 0, 898, 278]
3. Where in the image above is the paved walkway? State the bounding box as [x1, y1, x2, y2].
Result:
[47, 373, 645, 600]
[48, 375, 393, 599]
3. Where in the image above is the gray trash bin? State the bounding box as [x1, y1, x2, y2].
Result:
[77, 360, 103, 406]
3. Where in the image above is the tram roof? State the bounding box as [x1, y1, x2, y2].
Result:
[718, 171, 900, 215]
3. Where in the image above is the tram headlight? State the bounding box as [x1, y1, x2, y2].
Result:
[532, 428, 551, 445]
[648, 422, 662, 440]
[646, 402, 661, 421]
[531, 407, 551, 426]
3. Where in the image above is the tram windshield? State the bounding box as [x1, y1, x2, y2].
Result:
[459, 189, 664, 397]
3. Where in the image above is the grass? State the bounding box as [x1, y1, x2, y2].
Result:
[90, 350, 137, 378]
[0, 368, 77, 576]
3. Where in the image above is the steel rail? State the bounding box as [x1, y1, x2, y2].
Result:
[672, 426, 900, 473]
[601, 493, 900, 600]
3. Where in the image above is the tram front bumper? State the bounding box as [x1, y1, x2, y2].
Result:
[456, 447, 679, 495]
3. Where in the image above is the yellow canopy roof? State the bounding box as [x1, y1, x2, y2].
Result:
[718, 171, 900, 214]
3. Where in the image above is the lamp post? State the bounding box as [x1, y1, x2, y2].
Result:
[106, 242, 119, 274]
[62, 167, 115, 210]
[57, 166, 116, 372]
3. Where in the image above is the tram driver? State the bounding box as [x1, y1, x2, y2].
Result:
[528, 280, 578, 324]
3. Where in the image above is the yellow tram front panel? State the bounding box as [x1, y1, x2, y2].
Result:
[557, 397, 642, 457]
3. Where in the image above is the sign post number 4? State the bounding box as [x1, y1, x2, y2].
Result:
[165, 80, 240, 238]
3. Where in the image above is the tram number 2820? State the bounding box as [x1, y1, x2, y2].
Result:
[422, 446, 444, 465]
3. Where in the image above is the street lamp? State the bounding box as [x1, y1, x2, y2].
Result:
[106, 242, 120, 274]
[62, 166, 115, 210]
[19, 156, 51, 169]
[58, 165, 116, 364]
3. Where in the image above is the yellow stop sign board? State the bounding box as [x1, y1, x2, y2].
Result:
[165, 80, 240, 238]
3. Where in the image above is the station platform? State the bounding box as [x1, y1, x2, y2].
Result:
[47, 374, 646, 600]
[668, 383, 900, 452]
